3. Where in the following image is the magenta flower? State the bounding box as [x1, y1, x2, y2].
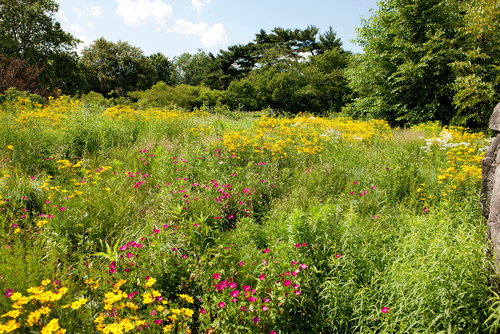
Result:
[213, 273, 220, 280]
[269, 332, 277, 334]
[335, 254, 341, 258]
[261, 305, 268, 311]
[294, 290, 301, 295]
[240, 306, 247, 312]
[229, 282, 237, 289]
[300, 264, 308, 269]
[231, 298, 238, 302]
[218, 302, 225, 308]
[263, 248, 270, 253]
[283, 280, 291, 287]
[230, 290, 239, 298]
[4, 289, 13, 298]
[259, 274, 265, 280]
[243, 285, 251, 292]
[295, 243, 301, 248]
[293, 284, 299, 289]
[248, 296, 256, 303]
[154, 319, 162, 325]
[252, 316, 260, 324]
[200, 308, 206, 314]
[238, 261, 244, 266]
[381, 307, 389, 314]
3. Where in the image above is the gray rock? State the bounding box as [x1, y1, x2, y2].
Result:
[482, 103, 500, 276]
[489, 102, 500, 132]
[481, 135, 500, 219]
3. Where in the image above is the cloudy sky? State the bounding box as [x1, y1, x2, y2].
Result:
[56, 0, 379, 59]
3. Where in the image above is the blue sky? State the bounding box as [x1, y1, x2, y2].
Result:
[56, 0, 380, 59]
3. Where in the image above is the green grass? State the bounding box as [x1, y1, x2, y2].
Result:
[0, 100, 496, 333]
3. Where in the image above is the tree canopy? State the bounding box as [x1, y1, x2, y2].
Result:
[0, 0, 81, 93]
[345, 0, 500, 127]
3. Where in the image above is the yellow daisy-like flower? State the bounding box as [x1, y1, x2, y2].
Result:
[1, 309, 21, 319]
[7, 145, 13, 150]
[70, 298, 88, 310]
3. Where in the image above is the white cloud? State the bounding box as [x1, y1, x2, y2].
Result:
[191, 0, 212, 14]
[116, 0, 173, 27]
[73, 6, 103, 17]
[172, 18, 227, 47]
[55, 9, 69, 26]
[86, 21, 95, 28]
[70, 24, 85, 34]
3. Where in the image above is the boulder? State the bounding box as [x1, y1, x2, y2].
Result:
[489, 102, 500, 132]
[482, 102, 500, 274]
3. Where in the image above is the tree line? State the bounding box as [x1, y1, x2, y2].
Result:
[1, 0, 499, 128]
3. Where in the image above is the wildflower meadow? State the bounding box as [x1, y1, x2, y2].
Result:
[0, 93, 498, 333]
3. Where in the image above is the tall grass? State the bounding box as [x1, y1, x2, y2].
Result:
[0, 95, 495, 333]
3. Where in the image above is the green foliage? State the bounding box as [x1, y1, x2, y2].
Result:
[81, 38, 156, 96]
[227, 49, 350, 113]
[346, 0, 500, 129]
[0, 0, 81, 94]
[132, 81, 226, 110]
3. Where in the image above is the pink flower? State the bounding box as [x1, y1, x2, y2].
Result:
[229, 282, 237, 289]
[243, 285, 251, 292]
[302, 242, 307, 247]
[264, 298, 271, 303]
[154, 319, 162, 325]
[218, 302, 225, 308]
[293, 284, 299, 289]
[300, 264, 308, 269]
[269, 332, 277, 334]
[294, 290, 301, 295]
[335, 254, 341, 258]
[231, 298, 238, 302]
[4, 289, 13, 298]
[230, 290, 239, 298]
[381, 307, 389, 314]
[213, 273, 220, 280]
[240, 306, 246, 312]
[263, 248, 270, 253]
[238, 261, 244, 266]
[248, 296, 256, 303]
[200, 308, 206, 314]
[252, 316, 260, 324]
[295, 243, 301, 248]
[261, 305, 268, 311]
[283, 280, 291, 287]
[259, 274, 265, 281]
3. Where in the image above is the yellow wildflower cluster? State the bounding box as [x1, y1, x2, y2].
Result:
[426, 127, 487, 184]
[103, 105, 208, 122]
[0, 279, 72, 333]
[93, 277, 195, 334]
[221, 115, 392, 159]
[183, 124, 215, 137]
[5, 96, 82, 128]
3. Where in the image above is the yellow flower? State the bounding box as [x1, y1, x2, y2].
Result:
[41, 279, 52, 286]
[178, 294, 194, 304]
[1, 310, 21, 318]
[144, 277, 157, 288]
[37, 220, 49, 226]
[41, 318, 64, 334]
[7, 145, 13, 150]
[70, 298, 87, 310]
[0, 319, 20, 332]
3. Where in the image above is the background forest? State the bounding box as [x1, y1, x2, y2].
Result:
[1, 0, 499, 128]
